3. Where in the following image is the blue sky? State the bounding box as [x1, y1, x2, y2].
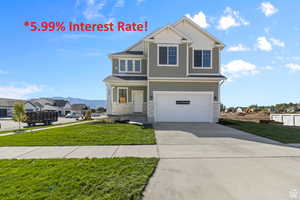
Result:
[0, 0, 299, 107]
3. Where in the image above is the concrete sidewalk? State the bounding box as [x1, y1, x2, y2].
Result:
[0, 145, 158, 159]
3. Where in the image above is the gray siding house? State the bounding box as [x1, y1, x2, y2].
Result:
[104, 16, 226, 123]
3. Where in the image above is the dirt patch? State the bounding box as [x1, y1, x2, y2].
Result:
[221, 112, 270, 122]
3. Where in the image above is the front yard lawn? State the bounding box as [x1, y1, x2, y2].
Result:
[0, 158, 158, 200]
[221, 119, 300, 143]
[0, 120, 87, 134]
[0, 122, 156, 146]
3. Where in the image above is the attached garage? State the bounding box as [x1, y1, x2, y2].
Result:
[153, 91, 214, 122]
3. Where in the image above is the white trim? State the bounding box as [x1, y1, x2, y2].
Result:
[173, 16, 224, 48]
[186, 43, 189, 76]
[153, 91, 214, 95]
[145, 25, 192, 42]
[113, 74, 147, 77]
[109, 81, 147, 86]
[117, 87, 128, 104]
[157, 44, 179, 67]
[109, 54, 145, 59]
[192, 48, 213, 69]
[153, 91, 214, 123]
[148, 77, 225, 82]
[187, 73, 221, 75]
[147, 41, 150, 119]
[118, 59, 142, 73]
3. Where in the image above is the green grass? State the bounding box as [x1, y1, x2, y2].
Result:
[0, 158, 158, 200]
[0, 120, 87, 134]
[0, 122, 156, 146]
[221, 119, 300, 143]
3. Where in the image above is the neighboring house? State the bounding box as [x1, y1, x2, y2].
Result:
[30, 98, 71, 116]
[53, 100, 72, 116]
[71, 104, 89, 114]
[103, 16, 226, 123]
[236, 107, 243, 113]
[0, 98, 39, 118]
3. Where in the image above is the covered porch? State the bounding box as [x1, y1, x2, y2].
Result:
[104, 75, 148, 117]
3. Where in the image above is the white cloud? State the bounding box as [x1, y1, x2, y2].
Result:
[259, 2, 278, 17]
[222, 59, 259, 78]
[0, 69, 7, 74]
[114, 0, 124, 7]
[227, 44, 250, 52]
[186, 12, 209, 28]
[270, 38, 285, 47]
[137, 0, 144, 3]
[263, 65, 273, 70]
[256, 36, 272, 51]
[0, 84, 42, 99]
[217, 7, 249, 30]
[82, 0, 106, 20]
[286, 63, 300, 71]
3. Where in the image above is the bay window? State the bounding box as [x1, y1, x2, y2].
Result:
[119, 59, 142, 73]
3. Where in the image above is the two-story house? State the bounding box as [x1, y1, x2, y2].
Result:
[104, 16, 226, 123]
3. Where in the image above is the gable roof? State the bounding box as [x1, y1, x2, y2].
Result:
[53, 100, 70, 107]
[173, 16, 225, 48]
[144, 25, 192, 42]
[124, 16, 225, 53]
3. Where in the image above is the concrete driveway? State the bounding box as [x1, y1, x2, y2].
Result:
[144, 123, 300, 200]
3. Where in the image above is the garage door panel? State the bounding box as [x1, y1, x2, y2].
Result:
[154, 92, 213, 122]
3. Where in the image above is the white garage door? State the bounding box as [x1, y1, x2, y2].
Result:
[154, 91, 213, 122]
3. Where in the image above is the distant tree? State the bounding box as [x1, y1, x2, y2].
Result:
[84, 110, 92, 120]
[96, 107, 106, 113]
[12, 102, 27, 130]
[91, 108, 96, 113]
[220, 104, 226, 112]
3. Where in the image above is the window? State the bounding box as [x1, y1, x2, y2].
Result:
[118, 88, 128, 103]
[119, 59, 142, 73]
[120, 60, 126, 72]
[134, 60, 141, 72]
[158, 45, 178, 66]
[127, 60, 133, 72]
[193, 50, 211, 68]
[194, 50, 202, 67]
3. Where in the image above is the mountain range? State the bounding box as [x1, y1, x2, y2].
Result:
[53, 97, 106, 108]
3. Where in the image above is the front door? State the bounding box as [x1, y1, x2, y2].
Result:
[132, 90, 143, 112]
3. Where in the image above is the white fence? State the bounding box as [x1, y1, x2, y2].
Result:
[270, 114, 300, 126]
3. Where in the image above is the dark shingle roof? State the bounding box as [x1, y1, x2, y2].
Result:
[110, 51, 144, 56]
[54, 100, 69, 107]
[103, 75, 147, 82]
[71, 104, 88, 111]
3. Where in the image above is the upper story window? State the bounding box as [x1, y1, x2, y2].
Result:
[119, 59, 142, 73]
[193, 50, 212, 68]
[158, 45, 178, 66]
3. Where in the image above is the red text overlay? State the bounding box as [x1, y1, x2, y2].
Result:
[24, 21, 148, 32]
